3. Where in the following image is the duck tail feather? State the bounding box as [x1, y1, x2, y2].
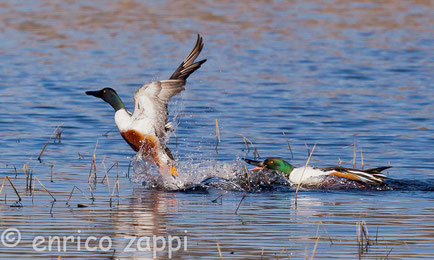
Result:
[364, 166, 392, 174]
[347, 168, 390, 185]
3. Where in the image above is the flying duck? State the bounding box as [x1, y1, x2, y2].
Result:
[86, 34, 206, 177]
[244, 157, 390, 186]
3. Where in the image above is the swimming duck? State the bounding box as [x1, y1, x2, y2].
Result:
[244, 158, 390, 186]
[86, 34, 206, 177]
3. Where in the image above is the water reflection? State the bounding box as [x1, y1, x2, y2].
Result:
[112, 188, 173, 259]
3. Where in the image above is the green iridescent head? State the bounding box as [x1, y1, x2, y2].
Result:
[85, 88, 125, 111]
[244, 157, 294, 176]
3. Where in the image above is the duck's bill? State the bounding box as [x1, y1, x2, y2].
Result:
[243, 158, 265, 171]
[243, 158, 262, 166]
[85, 90, 103, 98]
[249, 166, 265, 171]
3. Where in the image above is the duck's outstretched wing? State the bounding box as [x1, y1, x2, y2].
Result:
[170, 34, 207, 81]
[131, 81, 182, 138]
[132, 34, 206, 139]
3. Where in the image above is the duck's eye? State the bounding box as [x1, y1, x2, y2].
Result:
[103, 90, 107, 94]
[270, 160, 274, 164]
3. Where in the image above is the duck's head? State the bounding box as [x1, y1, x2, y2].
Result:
[85, 88, 125, 111]
[244, 157, 294, 175]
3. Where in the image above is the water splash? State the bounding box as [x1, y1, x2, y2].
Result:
[131, 153, 246, 190]
[130, 152, 434, 192]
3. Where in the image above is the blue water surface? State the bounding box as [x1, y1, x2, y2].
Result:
[0, 0, 433, 259]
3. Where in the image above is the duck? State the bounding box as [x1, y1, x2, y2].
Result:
[85, 34, 206, 177]
[244, 157, 390, 186]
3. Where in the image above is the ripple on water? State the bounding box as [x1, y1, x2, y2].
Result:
[0, 0, 433, 259]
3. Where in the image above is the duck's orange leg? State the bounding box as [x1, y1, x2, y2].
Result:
[157, 161, 178, 177]
[168, 164, 178, 177]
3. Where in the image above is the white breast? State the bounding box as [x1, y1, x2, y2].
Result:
[114, 109, 133, 132]
[289, 167, 331, 185]
[114, 108, 155, 135]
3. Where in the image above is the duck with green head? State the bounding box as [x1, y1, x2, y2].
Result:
[85, 35, 206, 178]
[244, 157, 390, 186]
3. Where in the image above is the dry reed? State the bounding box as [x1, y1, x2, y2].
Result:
[38, 124, 63, 162]
[0, 176, 22, 202]
[295, 144, 317, 205]
[216, 242, 223, 259]
[235, 193, 247, 214]
[66, 185, 89, 205]
[353, 138, 356, 168]
[282, 131, 294, 159]
[215, 119, 220, 151]
[33, 176, 56, 201]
